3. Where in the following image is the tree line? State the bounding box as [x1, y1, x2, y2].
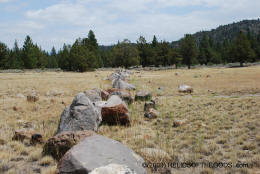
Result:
[0, 30, 260, 71]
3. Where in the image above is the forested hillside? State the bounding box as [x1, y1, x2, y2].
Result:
[0, 19, 260, 71]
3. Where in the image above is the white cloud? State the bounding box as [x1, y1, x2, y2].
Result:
[1, 0, 260, 50]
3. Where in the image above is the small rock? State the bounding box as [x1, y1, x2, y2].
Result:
[135, 91, 152, 101]
[172, 119, 187, 128]
[90, 164, 137, 174]
[43, 130, 95, 160]
[30, 133, 44, 145]
[27, 91, 39, 102]
[144, 108, 159, 119]
[17, 93, 25, 98]
[144, 100, 156, 111]
[101, 95, 130, 126]
[0, 138, 6, 145]
[178, 85, 193, 94]
[206, 74, 211, 78]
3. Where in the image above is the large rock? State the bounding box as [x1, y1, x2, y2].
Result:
[107, 88, 133, 104]
[178, 84, 193, 93]
[57, 93, 102, 134]
[112, 78, 136, 90]
[90, 164, 137, 174]
[108, 72, 126, 81]
[101, 95, 130, 126]
[43, 130, 95, 160]
[84, 89, 102, 102]
[135, 91, 152, 101]
[56, 134, 146, 174]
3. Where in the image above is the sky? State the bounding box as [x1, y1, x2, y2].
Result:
[0, 0, 259, 51]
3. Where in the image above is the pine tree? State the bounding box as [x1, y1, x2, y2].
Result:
[0, 42, 8, 69]
[22, 35, 38, 69]
[58, 44, 70, 70]
[111, 39, 140, 68]
[47, 47, 58, 68]
[232, 31, 255, 67]
[180, 34, 198, 69]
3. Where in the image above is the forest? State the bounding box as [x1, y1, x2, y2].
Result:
[0, 20, 260, 72]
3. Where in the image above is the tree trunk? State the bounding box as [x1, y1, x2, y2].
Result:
[188, 64, 191, 69]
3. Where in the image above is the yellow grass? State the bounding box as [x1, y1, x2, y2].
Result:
[0, 66, 260, 174]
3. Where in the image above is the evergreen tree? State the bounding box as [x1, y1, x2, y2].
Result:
[0, 42, 8, 69]
[47, 47, 58, 68]
[58, 44, 71, 70]
[180, 34, 198, 69]
[232, 31, 255, 67]
[70, 40, 89, 72]
[111, 39, 140, 68]
[22, 35, 38, 69]
[152, 35, 158, 47]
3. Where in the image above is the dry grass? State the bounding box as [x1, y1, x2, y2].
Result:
[0, 66, 260, 173]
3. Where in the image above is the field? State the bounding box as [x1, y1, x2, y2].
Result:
[0, 66, 260, 174]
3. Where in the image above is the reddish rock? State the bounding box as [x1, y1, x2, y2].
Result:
[43, 130, 95, 160]
[101, 89, 109, 100]
[107, 88, 133, 104]
[101, 95, 130, 126]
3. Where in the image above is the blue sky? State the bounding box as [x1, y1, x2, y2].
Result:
[0, 0, 259, 51]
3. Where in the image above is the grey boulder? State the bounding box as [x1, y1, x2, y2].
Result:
[112, 78, 136, 90]
[56, 134, 147, 174]
[83, 89, 102, 102]
[57, 93, 102, 134]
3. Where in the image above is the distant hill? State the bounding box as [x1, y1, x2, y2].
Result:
[173, 19, 260, 46]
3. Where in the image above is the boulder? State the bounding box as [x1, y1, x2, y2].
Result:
[27, 91, 39, 102]
[178, 85, 193, 94]
[101, 95, 130, 126]
[56, 134, 146, 174]
[57, 93, 102, 134]
[108, 72, 126, 81]
[144, 100, 156, 111]
[90, 164, 137, 174]
[84, 89, 102, 102]
[112, 78, 136, 90]
[45, 89, 64, 97]
[144, 108, 159, 119]
[135, 91, 152, 101]
[43, 130, 95, 160]
[107, 88, 133, 104]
